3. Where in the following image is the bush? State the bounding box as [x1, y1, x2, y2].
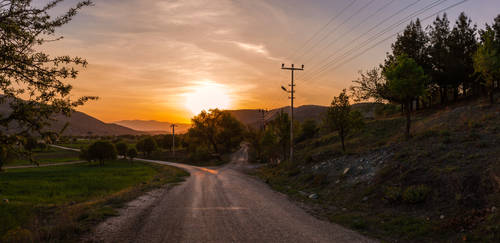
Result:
[384, 186, 402, 203]
[402, 185, 431, 204]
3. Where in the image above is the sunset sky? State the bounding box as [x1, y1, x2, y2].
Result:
[43, 0, 500, 123]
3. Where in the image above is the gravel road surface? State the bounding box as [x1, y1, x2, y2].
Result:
[88, 147, 376, 243]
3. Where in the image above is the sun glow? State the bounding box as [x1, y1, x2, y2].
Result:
[185, 81, 231, 114]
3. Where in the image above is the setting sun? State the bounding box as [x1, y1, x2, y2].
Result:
[185, 81, 231, 114]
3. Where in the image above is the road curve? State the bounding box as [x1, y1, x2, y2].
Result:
[89, 149, 376, 243]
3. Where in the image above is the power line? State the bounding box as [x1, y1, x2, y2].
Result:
[322, 0, 470, 74]
[286, 0, 359, 62]
[302, 0, 397, 65]
[301, 0, 432, 81]
[303, 0, 449, 82]
[293, 0, 376, 62]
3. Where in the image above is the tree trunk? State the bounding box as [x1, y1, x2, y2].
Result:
[490, 90, 495, 104]
[405, 102, 411, 140]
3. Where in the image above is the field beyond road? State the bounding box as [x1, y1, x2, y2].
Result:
[0, 161, 188, 242]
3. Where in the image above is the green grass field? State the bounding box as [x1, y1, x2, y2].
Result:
[7, 147, 81, 166]
[0, 160, 189, 242]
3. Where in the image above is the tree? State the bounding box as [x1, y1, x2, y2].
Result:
[474, 26, 500, 104]
[0, 0, 95, 171]
[383, 55, 427, 139]
[350, 68, 391, 103]
[448, 13, 478, 98]
[115, 142, 128, 159]
[86, 141, 117, 166]
[188, 109, 244, 156]
[428, 14, 452, 104]
[127, 147, 138, 164]
[325, 90, 364, 152]
[383, 19, 430, 109]
[23, 137, 39, 166]
[297, 119, 318, 143]
[136, 137, 158, 157]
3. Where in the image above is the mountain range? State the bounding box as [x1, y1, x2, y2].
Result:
[113, 120, 191, 134]
[1, 96, 376, 136]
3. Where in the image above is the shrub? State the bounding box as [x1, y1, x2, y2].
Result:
[402, 185, 431, 204]
[384, 186, 402, 203]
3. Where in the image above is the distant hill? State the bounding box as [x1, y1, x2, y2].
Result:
[114, 120, 191, 134]
[227, 105, 328, 128]
[0, 97, 144, 136]
[227, 103, 378, 128]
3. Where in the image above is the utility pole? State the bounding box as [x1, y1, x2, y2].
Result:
[281, 63, 304, 164]
[258, 109, 268, 131]
[171, 124, 177, 158]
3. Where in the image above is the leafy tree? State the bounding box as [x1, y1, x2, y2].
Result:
[448, 13, 478, 98]
[350, 68, 391, 103]
[188, 109, 244, 155]
[267, 110, 291, 160]
[297, 119, 318, 143]
[383, 55, 427, 139]
[127, 147, 138, 164]
[474, 26, 500, 104]
[86, 141, 117, 166]
[245, 127, 264, 162]
[383, 19, 430, 109]
[325, 89, 364, 152]
[23, 137, 39, 166]
[136, 137, 158, 157]
[115, 142, 128, 159]
[0, 0, 95, 171]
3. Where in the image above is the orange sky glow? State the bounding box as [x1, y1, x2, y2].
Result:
[42, 0, 500, 123]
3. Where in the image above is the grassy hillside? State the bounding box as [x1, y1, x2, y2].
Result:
[257, 100, 500, 242]
[0, 161, 189, 242]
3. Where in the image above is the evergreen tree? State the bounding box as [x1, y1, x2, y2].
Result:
[448, 13, 478, 98]
[428, 14, 452, 104]
[383, 55, 427, 139]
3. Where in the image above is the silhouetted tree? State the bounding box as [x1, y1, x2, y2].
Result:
[448, 13, 478, 98]
[325, 90, 364, 152]
[0, 0, 95, 171]
[115, 142, 128, 159]
[86, 141, 117, 166]
[383, 55, 427, 139]
[428, 14, 452, 104]
[127, 147, 138, 164]
[188, 109, 244, 156]
[137, 137, 158, 157]
[350, 68, 391, 103]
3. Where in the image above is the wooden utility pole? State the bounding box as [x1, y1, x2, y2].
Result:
[171, 124, 177, 158]
[258, 109, 268, 131]
[281, 63, 304, 164]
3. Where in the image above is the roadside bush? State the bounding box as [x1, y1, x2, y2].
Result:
[384, 186, 402, 203]
[402, 185, 431, 204]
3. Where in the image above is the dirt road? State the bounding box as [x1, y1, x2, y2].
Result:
[88, 147, 375, 243]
